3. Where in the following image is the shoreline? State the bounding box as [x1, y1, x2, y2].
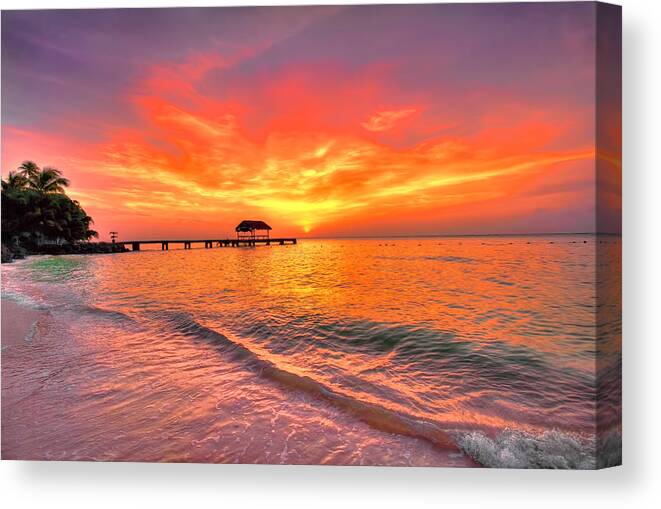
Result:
[1, 241, 129, 264]
[0, 297, 45, 348]
[1, 297, 48, 460]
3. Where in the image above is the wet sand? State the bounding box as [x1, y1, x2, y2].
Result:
[1, 298, 44, 348]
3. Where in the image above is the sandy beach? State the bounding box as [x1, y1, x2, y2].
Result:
[1, 297, 48, 459]
[1, 298, 44, 348]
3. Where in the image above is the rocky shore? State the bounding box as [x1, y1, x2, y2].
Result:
[1, 242, 129, 263]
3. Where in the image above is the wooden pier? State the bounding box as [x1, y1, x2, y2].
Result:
[119, 238, 297, 251]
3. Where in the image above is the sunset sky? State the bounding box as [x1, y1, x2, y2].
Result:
[1, 3, 621, 240]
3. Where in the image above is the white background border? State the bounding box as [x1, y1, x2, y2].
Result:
[1, 0, 659, 507]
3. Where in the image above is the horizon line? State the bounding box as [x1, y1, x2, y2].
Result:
[301, 231, 621, 240]
[109, 231, 622, 242]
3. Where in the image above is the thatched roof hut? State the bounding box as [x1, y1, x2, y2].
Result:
[235, 220, 272, 239]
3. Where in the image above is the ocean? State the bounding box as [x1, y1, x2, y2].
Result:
[1, 235, 621, 467]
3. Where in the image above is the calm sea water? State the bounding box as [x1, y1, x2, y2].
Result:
[1, 235, 621, 467]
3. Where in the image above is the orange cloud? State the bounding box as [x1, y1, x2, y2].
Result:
[2, 53, 599, 241]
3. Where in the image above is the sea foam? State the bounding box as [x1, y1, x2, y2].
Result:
[456, 428, 621, 469]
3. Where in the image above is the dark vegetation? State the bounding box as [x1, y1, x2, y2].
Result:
[2, 161, 126, 262]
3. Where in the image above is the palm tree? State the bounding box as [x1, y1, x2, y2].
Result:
[3, 160, 95, 250]
[1, 171, 27, 193]
[25, 166, 70, 194]
[18, 161, 40, 181]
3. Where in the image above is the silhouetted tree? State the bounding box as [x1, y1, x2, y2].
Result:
[26, 166, 71, 194]
[2, 161, 97, 249]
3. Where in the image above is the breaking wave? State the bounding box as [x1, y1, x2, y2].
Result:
[152, 312, 618, 469]
[456, 428, 621, 469]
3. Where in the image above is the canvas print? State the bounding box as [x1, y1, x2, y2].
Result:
[1, 2, 621, 468]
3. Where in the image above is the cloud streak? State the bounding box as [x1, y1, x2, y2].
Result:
[361, 109, 418, 132]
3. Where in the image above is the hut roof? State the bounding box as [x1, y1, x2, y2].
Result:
[235, 220, 272, 232]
